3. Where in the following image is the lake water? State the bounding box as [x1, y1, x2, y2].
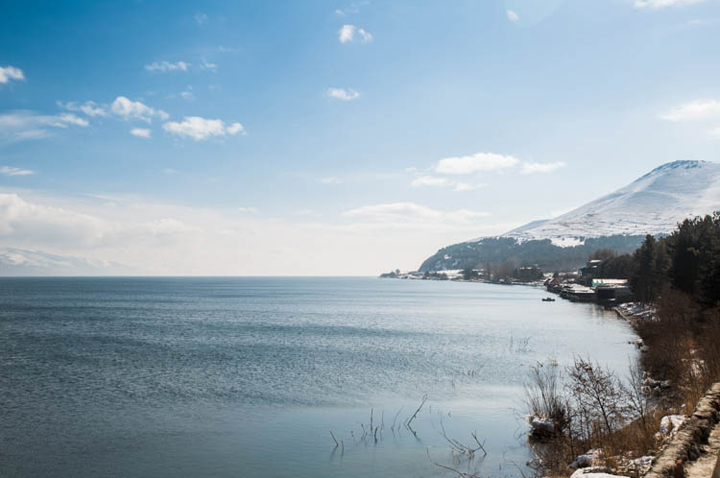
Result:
[0, 277, 637, 478]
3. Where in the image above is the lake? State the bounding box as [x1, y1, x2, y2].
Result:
[0, 277, 637, 478]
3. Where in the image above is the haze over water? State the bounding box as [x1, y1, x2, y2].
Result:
[0, 278, 637, 478]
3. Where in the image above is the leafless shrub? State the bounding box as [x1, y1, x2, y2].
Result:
[566, 356, 626, 438]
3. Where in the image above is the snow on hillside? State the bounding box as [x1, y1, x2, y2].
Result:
[493, 160, 720, 245]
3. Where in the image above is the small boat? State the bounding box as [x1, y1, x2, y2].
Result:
[542, 297, 556, 302]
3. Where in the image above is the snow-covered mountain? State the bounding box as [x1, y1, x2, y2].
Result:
[502, 160, 720, 244]
[419, 161, 720, 272]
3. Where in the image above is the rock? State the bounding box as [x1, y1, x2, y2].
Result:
[571, 449, 603, 469]
[570, 466, 628, 478]
[660, 415, 687, 436]
[528, 415, 555, 439]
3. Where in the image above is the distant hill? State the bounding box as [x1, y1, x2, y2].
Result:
[420, 161, 720, 272]
[0, 247, 132, 276]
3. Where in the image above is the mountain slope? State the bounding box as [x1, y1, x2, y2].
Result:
[420, 161, 720, 272]
[504, 160, 720, 242]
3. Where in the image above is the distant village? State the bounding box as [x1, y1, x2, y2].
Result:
[380, 256, 635, 307]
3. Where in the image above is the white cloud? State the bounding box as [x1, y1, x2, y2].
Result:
[58, 113, 89, 127]
[682, 18, 707, 27]
[162, 116, 245, 141]
[507, 10, 519, 21]
[358, 28, 373, 42]
[200, 59, 218, 72]
[58, 100, 107, 117]
[434, 152, 520, 174]
[0, 166, 34, 176]
[338, 24, 372, 43]
[318, 176, 342, 184]
[454, 182, 486, 191]
[335, 3, 362, 16]
[0, 190, 521, 275]
[0, 66, 24, 84]
[634, 0, 704, 9]
[339, 24, 355, 43]
[410, 175, 485, 191]
[238, 207, 258, 214]
[0, 110, 89, 143]
[710, 127, 720, 138]
[226, 122, 246, 135]
[660, 99, 720, 121]
[342, 202, 489, 225]
[195, 13, 208, 25]
[520, 161, 566, 174]
[111, 96, 168, 122]
[326, 87, 360, 101]
[80, 101, 106, 117]
[411, 176, 453, 188]
[130, 128, 151, 138]
[144, 61, 191, 73]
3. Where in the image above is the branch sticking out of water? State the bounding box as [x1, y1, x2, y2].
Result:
[405, 394, 428, 432]
[426, 447, 479, 478]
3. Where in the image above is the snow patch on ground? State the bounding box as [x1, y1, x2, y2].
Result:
[550, 237, 586, 248]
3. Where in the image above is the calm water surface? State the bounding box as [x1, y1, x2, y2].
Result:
[0, 278, 637, 478]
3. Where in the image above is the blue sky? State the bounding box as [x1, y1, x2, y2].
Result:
[1, 0, 719, 275]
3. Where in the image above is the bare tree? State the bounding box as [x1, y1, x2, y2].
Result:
[566, 357, 626, 436]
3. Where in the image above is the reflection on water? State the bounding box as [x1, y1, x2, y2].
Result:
[0, 278, 637, 478]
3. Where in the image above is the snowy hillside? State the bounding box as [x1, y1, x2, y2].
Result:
[419, 161, 720, 272]
[499, 160, 720, 244]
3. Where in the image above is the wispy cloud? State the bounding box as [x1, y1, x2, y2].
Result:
[199, 59, 218, 72]
[454, 182, 486, 191]
[434, 152, 520, 174]
[633, 0, 704, 9]
[710, 127, 720, 138]
[0, 110, 88, 143]
[410, 175, 485, 192]
[111, 96, 168, 122]
[326, 87, 360, 101]
[194, 13, 208, 25]
[660, 99, 720, 121]
[0, 166, 34, 176]
[0, 66, 25, 84]
[144, 61, 191, 73]
[411, 176, 452, 188]
[237, 207, 258, 214]
[318, 176, 342, 184]
[130, 128, 151, 138]
[507, 10, 519, 21]
[520, 161, 566, 174]
[162, 116, 245, 141]
[335, 3, 362, 16]
[342, 202, 489, 226]
[57, 100, 107, 117]
[338, 24, 373, 43]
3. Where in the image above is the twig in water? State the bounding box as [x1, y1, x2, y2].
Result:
[391, 407, 404, 431]
[470, 431, 487, 456]
[330, 430, 339, 448]
[426, 447, 479, 478]
[437, 419, 487, 458]
[406, 394, 428, 429]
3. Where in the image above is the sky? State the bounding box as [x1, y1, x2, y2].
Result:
[1, 0, 719, 276]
